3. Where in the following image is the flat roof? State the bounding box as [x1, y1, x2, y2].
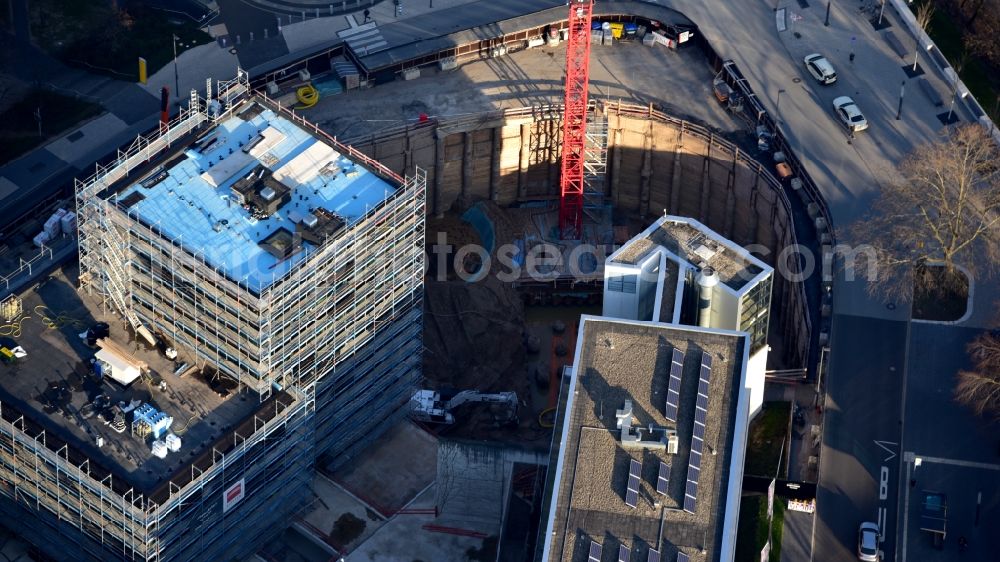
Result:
[111, 102, 396, 292]
[545, 317, 746, 562]
[611, 216, 768, 291]
[0, 267, 263, 492]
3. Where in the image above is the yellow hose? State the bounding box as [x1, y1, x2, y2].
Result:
[0, 316, 30, 337]
[33, 305, 85, 330]
[295, 84, 319, 109]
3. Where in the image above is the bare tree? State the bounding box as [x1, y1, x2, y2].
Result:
[912, 1, 935, 72]
[963, 0, 987, 26]
[964, 11, 1000, 68]
[851, 124, 1000, 301]
[955, 331, 1000, 419]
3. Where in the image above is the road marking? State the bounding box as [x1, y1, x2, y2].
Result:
[901, 453, 915, 562]
[895, 307, 915, 562]
[875, 440, 897, 463]
[905, 453, 1000, 471]
[876, 441, 897, 545]
[900, 451, 999, 562]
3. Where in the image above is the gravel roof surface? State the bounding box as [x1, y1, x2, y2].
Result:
[648, 221, 761, 290]
[546, 318, 746, 562]
[659, 260, 680, 323]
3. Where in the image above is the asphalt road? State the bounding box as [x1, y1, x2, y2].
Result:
[899, 322, 999, 561]
[818, 313, 907, 560]
[6, 1, 983, 558]
[661, 0, 961, 558]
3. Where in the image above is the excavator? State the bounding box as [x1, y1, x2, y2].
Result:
[409, 389, 519, 427]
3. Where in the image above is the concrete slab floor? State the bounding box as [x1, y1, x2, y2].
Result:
[300, 474, 388, 554]
[346, 484, 492, 562]
[329, 420, 438, 516]
[303, 41, 743, 141]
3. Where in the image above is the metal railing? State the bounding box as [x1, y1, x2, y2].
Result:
[713, 60, 837, 246]
[258, 90, 406, 186]
[0, 244, 55, 293]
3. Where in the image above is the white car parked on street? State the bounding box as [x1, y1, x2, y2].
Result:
[804, 53, 838, 84]
[857, 521, 880, 561]
[833, 96, 869, 132]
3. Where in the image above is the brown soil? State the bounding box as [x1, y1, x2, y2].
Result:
[422, 208, 553, 445]
[912, 264, 969, 321]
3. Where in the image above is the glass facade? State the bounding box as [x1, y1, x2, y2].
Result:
[738, 275, 772, 353]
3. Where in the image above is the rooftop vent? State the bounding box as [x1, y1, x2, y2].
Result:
[693, 244, 717, 262]
[616, 400, 677, 452]
[260, 186, 276, 201]
[302, 213, 319, 228]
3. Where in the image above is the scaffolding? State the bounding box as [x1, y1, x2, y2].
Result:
[52, 69, 426, 561]
[0, 388, 311, 562]
[582, 112, 608, 222]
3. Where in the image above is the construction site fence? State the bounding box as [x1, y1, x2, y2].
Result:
[605, 102, 814, 371]
[341, 99, 814, 369]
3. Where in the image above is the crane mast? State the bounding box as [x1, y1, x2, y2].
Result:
[558, 0, 594, 240]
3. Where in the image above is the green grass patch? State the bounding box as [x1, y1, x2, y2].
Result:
[0, 88, 102, 164]
[30, 0, 211, 80]
[735, 495, 787, 562]
[744, 401, 790, 478]
[911, 0, 1000, 121]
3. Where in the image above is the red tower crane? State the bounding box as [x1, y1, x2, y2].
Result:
[558, 0, 594, 240]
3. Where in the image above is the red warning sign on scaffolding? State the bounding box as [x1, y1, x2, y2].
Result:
[223, 478, 245, 513]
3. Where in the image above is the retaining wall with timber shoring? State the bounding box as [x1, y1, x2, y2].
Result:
[340, 102, 811, 369]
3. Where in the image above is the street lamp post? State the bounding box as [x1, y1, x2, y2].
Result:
[824, 1, 831, 26]
[172, 34, 180, 100]
[946, 82, 960, 123]
[896, 80, 905, 120]
[776, 88, 786, 123]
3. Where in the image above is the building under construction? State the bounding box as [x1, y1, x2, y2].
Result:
[0, 71, 425, 561]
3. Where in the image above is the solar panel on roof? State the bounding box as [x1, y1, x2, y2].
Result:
[696, 393, 709, 411]
[589, 541, 603, 562]
[685, 479, 698, 497]
[618, 544, 630, 562]
[647, 549, 661, 562]
[625, 459, 641, 508]
[695, 408, 707, 425]
[683, 350, 713, 515]
[677, 552, 690, 562]
[683, 494, 697, 513]
[665, 348, 685, 422]
[656, 461, 669, 495]
[693, 422, 705, 441]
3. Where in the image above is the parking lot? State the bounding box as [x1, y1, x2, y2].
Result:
[901, 456, 1000, 561]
